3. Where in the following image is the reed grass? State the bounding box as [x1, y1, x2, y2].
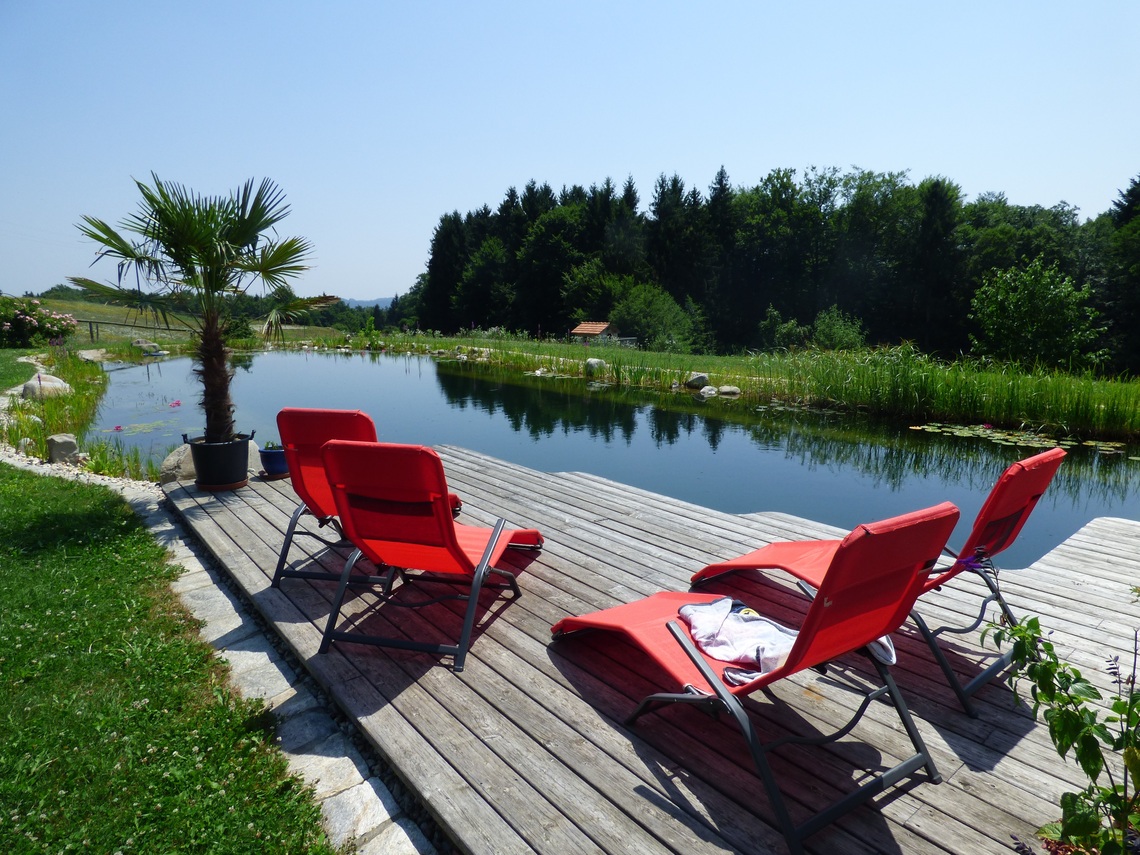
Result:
[321, 332, 1140, 441]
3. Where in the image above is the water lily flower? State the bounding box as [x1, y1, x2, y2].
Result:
[113, 425, 123, 431]
[170, 400, 181, 407]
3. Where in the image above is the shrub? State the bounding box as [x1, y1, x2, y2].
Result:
[969, 256, 1105, 370]
[811, 304, 866, 350]
[990, 617, 1140, 853]
[758, 305, 810, 350]
[0, 296, 78, 347]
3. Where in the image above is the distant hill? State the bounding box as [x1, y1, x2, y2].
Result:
[343, 297, 394, 309]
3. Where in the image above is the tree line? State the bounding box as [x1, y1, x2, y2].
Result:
[391, 167, 1140, 375]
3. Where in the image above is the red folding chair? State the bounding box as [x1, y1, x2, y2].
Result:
[692, 447, 1066, 715]
[271, 407, 462, 588]
[552, 502, 959, 855]
[320, 440, 543, 671]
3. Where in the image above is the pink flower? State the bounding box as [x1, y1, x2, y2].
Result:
[113, 425, 123, 432]
[170, 400, 181, 407]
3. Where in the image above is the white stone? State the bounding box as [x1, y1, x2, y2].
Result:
[21, 373, 71, 399]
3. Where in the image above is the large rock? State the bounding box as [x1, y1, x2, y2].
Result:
[46, 433, 80, 465]
[160, 444, 195, 485]
[132, 338, 161, 354]
[684, 372, 709, 390]
[21, 373, 71, 399]
[585, 358, 607, 377]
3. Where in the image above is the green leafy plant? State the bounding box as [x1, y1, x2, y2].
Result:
[989, 617, 1140, 853]
[970, 256, 1106, 371]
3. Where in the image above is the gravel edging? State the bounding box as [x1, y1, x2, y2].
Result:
[0, 443, 457, 855]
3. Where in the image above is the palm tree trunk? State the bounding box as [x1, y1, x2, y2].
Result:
[195, 316, 236, 442]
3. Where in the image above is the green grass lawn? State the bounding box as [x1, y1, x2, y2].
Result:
[0, 348, 37, 390]
[0, 465, 341, 853]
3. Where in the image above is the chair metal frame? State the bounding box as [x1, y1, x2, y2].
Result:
[553, 502, 959, 855]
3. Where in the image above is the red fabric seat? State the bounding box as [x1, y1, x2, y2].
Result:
[691, 446, 1066, 714]
[320, 440, 542, 671]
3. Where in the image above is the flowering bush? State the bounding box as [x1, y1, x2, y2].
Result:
[0, 296, 78, 347]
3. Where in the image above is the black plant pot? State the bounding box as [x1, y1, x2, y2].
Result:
[183, 431, 254, 491]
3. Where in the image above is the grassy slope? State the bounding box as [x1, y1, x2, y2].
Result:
[0, 465, 340, 853]
[43, 298, 339, 350]
[0, 348, 37, 390]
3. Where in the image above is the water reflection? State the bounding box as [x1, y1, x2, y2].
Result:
[433, 359, 1136, 506]
[90, 350, 1139, 567]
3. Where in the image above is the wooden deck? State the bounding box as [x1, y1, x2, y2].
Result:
[162, 446, 1140, 855]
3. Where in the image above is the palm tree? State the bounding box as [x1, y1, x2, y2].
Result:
[70, 174, 333, 443]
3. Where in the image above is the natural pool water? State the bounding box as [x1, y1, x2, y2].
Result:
[90, 349, 1140, 569]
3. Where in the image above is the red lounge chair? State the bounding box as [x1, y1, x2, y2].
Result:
[552, 502, 959, 855]
[692, 447, 1066, 716]
[319, 440, 543, 671]
[271, 407, 462, 588]
[910, 446, 1066, 713]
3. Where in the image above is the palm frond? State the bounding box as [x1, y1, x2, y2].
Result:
[259, 293, 339, 343]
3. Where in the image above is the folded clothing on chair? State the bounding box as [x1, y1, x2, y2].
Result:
[678, 596, 896, 687]
[678, 598, 797, 685]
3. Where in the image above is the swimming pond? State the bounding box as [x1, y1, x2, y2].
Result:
[90, 349, 1140, 569]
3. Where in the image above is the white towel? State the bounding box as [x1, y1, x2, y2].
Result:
[678, 597, 896, 687]
[678, 598, 797, 682]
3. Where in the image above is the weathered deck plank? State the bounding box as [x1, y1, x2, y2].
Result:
[161, 445, 1140, 855]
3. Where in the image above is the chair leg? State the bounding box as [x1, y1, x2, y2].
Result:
[319, 547, 365, 654]
[911, 566, 1020, 717]
[271, 502, 308, 587]
[453, 519, 506, 672]
[910, 608, 978, 717]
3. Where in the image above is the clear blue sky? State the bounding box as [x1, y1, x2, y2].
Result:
[2, 1, 1137, 303]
